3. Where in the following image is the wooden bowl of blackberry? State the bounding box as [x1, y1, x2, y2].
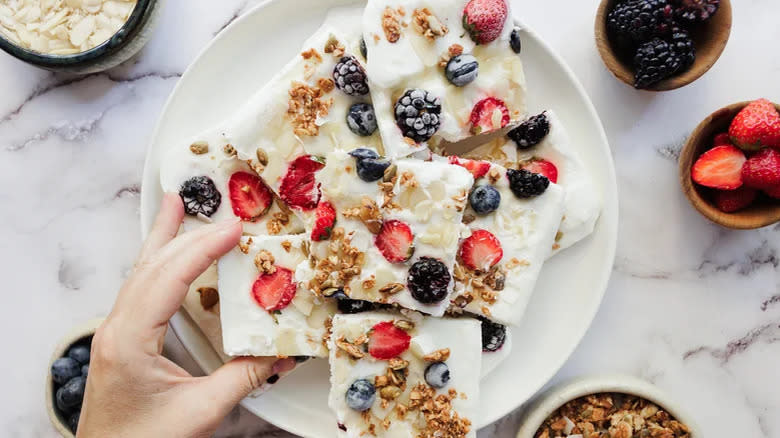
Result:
[680, 99, 780, 229]
[595, 0, 732, 91]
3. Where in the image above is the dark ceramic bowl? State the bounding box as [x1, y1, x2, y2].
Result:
[0, 0, 164, 74]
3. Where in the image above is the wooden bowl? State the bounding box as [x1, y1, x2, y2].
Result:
[46, 318, 105, 438]
[595, 0, 732, 91]
[679, 102, 780, 229]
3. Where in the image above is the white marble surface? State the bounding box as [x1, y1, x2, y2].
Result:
[1, 0, 779, 437]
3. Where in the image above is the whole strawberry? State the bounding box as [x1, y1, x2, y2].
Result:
[741, 148, 780, 190]
[729, 98, 780, 151]
[463, 0, 508, 45]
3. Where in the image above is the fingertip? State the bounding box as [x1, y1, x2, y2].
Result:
[272, 357, 297, 375]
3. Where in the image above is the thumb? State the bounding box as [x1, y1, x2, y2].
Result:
[198, 356, 296, 416]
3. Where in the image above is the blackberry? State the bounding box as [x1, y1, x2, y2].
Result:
[508, 112, 550, 149]
[480, 318, 507, 352]
[672, 0, 719, 23]
[394, 89, 442, 143]
[346, 103, 377, 137]
[507, 169, 549, 198]
[338, 298, 375, 314]
[670, 27, 695, 73]
[509, 27, 522, 54]
[180, 176, 221, 217]
[407, 257, 451, 304]
[633, 37, 681, 89]
[607, 0, 675, 47]
[333, 56, 369, 96]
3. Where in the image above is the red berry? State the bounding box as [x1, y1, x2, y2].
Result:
[741, 148, 780, 190]
[522, 159, 559, 184]
[311, 201, 336, 242]
[728, 98, 780, 151]
[374, 220, 415, 264]
[368, 321, 411, 360]
[463, 0, 508, 44]
[448, 156, 491, 180]
[279, 155, 325, 211]
[691, 145, 746, 190]
[459, 229, 503, 272]
[713, 132, 731, 146]
[713, 187, 758, 213]
[469, 97, 509, 134]
[251, 268, 297, 311]
[228, 171, 273, 220]
[765, 185, 780, 199]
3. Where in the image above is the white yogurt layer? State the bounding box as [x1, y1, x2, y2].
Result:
[452, 163, 565, 326]
[219, 235, 336, 357]
[515, 110, 603, 256]
[297, 150, 474, 316]
[159, 146, 304, 236]
[328, 312, 481, 438]
[362, 0, 526, 158]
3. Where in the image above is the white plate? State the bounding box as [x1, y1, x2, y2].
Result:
[140, 0, 618, 435]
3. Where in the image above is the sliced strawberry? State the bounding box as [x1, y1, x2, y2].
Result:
[741, 148, 780, 190]
[713, 187, 758, 213]
[375, 220, 414, 263]
[713, 132, 732, 147]
[522, 159, 559, 184]
[251, 267, 297, 311]
[368, 321, 411, 360]
[279, 155, 325, 211]
[448, 156, 491, 180]
[459, 229, 503, 272]
[728, 98, 780, 151]
[463, 0, 508, 44]
[311, 201, 337, 242]
[469, 97, 509, 135]
[228, 171, 273, 220]
[691, 145, 746, 190]
[765, 185, 780, 199]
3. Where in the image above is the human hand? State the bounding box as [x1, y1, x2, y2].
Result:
[78, 193, 295, 437]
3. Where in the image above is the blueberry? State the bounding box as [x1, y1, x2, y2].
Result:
[346, 379, 376, 412]
[67, 344, 90, 365]
[348, 148, 379, 161]
[337, 298, 375, 314]
[424, 362, 450, 389]
[81, 365, 89, 377]
[68, 410, 81, 433]
[52, 357, 81, 385]
[346, 103, 377, 137]
[445, 54, 479, 87]
[56, 376, 86, 412]
[469, 185, 501, 214]
[510, 27, 522, 54]
[356, 158, 391, 182]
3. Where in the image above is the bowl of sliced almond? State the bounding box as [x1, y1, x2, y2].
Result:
[0, 0, 164, 73]
[516, 375, 700, 438]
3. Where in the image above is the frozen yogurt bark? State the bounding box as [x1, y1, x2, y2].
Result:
[218, 235, 336, 357]
[362, 0, 526, 158]
[327, 312, 481, 438]
[449, 160, 565, 325]
[297, 149, 474, 317]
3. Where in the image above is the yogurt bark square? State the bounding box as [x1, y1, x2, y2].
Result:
[450, 161, 565, 325]
[218, 235, 336, 357]
[328, 312, 481, 438]
[362, 0, 527, 158]
[297, 149, 474, 317]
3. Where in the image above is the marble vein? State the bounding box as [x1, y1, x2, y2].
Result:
[683, 323, 780, 364]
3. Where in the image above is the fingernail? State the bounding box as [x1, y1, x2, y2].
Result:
[272, 357, 297, 375]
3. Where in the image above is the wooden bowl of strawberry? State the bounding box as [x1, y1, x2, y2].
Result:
[681, 99, 780, 229]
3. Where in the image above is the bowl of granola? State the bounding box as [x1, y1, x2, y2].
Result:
[0, 0, 164, 74]
[516, 375, 701, 438]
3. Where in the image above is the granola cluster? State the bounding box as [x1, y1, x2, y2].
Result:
[381, 6, 404, 43]
[197, 287, 219, 311]
[408, 384, 472, 438]
[306, 227, 365, 296]
[535, 393, 692, 438]
[287, 81, 335, 137]
[343, 197, 384, 234]
[452, 262, 507, 310]
[412, 8, 448, 41]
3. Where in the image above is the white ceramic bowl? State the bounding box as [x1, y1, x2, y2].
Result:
[516, 375, 702, 438]
[46, 317, 105, 438]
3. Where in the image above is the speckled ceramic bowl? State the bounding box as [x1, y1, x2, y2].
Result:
[0, 0, 164, 74]
[516, 375, 702, 438]
[46, 317, 105, 438]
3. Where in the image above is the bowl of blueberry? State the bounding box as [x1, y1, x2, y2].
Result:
[46, 318, 103, 437]
[595, 0, 732, 90]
